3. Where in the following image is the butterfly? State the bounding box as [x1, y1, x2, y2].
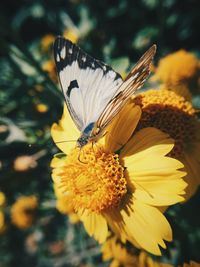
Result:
[54, 36, 156, 148]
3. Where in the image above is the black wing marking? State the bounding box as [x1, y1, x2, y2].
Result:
[54, 36, 123, 132]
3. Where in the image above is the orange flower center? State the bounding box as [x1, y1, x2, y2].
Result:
[59, 145, 127, 213]
[133, 89, 197, 157]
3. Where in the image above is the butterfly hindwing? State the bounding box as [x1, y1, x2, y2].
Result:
[54, 36, 123, 132]
[95, 44, 156, 131]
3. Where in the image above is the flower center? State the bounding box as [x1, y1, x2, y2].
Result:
[59, 145, 127, 213]
[133, 89, 197, 157]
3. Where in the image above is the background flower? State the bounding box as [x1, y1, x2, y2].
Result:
[101, 235, 173, 267]
[11, 196, 38, 229]
[1, 0, 200, 266]
[152, 50, 200, 99]
[153, 50, 199, 86]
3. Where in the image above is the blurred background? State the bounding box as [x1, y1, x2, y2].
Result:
[0, 0, 200, 266]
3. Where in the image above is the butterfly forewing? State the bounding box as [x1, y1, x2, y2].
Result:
[54, 36, 123, 133]
[95, 45, 156, 130]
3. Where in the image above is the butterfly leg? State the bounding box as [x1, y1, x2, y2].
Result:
[100, 131, 109, 138]
[78, 148, 87, 164]
[91, 141, 97, 162]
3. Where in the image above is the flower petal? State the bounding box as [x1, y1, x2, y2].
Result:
[104, 102, 141, 152]
[51, 156, 67, 184]
[79, 211, 108, 243]
[51, 104, 79, 154]
[125, 155, 184, 177]
[50, 156, 66, 168]
[132, 177, 186, 206]
[121, 128, 186, 206]
[107, 199, 172, 255]
[180, 148, 200, 200]
[121, 127, 175, 158]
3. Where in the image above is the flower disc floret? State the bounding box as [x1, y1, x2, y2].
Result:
[59, 145, 127, 213]
[134, 89, 196, 157]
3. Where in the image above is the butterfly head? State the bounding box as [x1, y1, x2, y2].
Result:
[76, 124, 102, 148]
[76, 122, 95, 147]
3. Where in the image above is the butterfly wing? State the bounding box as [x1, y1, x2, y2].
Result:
[54, 36, 123, 133]
[95, 44, 156, 131]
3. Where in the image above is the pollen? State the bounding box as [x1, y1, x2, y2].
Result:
[133, 89, 197, 157]
[59, 145, 127, 213]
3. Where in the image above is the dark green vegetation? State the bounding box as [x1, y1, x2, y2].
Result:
[0, 0, 200, 266]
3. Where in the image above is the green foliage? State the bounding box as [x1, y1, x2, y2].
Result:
[0, 0, 200, 266]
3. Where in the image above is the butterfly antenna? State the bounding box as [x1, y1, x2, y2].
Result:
[91, 142, 97, 162]
[55, 140, 76, 144]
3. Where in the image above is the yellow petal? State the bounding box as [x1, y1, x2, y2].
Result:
[124, 151, 187, 198]
[121, 128, 186, 205]
[180, 149, 200, 200]
[121, 127, 174, 158]
[51, 157, 67, 184]
[124, 154, 184, 176]
[123, 154, 186, 206]
[132, 178, 186, 206]
[68, 214, 80, 224]
[51, 104, 79, 154]
[79, 211, 108, 243]
[104, 102, 141, 152]
[117, 200, 172, 255]
[50, 156, 66, 168]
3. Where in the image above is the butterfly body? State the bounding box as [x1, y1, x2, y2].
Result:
[54, 37, 156, 148]
[77, 122, 95, 147]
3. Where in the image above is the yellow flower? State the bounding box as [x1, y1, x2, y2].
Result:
[63, 28, 79, 43]
[11, 196, 38, 229]
[42, 60, 57, 83]
[153, 50, 199, 86]
[35, 103, 49, 113]
[51, 102, 186, 255]
[102, 236, 142, 267]
[0, 192, 6, 206]
[102, 235, 138, 267]
[54, 183, 80, 224]
[102, 236, 173, 267]
[41, 34, 55, 52]
[134, 89, 200, 199]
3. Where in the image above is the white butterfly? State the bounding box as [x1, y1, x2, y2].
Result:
[54, 36, 156, 147]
